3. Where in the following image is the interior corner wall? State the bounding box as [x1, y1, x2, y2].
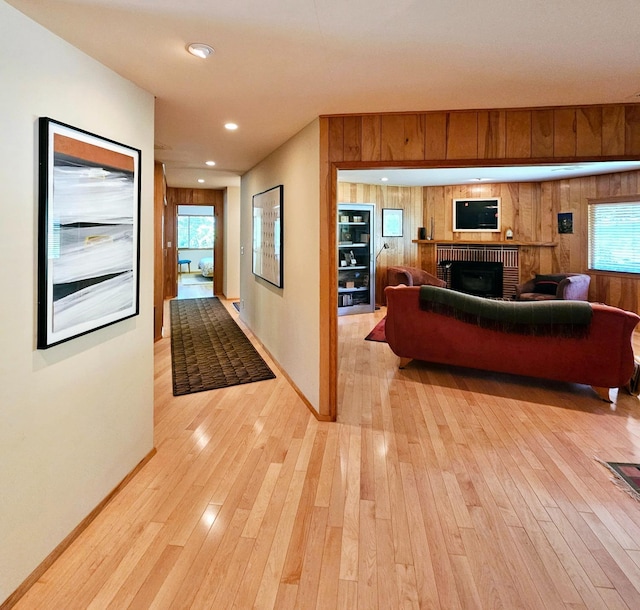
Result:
[0, 3, 155, 603]
[240, 120, 320, 412]
[224, 186, 241, 299]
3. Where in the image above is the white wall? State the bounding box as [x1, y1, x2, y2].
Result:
[241, 121, 320, 411]
[224, 186, 241, 299]
[0, 2, 155, 603]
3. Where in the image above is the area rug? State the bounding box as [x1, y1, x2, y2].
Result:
[595, 458, 640, 501]
[365, 317, 386, 342]
[181, 274, 213, 285]
[170, 297, 275, 396]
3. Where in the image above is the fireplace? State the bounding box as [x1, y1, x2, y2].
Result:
[450, 261, 504, 298]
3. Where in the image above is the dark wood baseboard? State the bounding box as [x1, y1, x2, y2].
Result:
[0, 448, 157, 609]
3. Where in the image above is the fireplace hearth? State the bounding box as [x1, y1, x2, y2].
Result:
[450, 261, 504, 298]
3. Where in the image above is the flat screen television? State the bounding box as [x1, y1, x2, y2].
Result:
[453, 198, 500, 232]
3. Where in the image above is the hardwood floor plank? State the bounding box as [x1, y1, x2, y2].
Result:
[252, 469, 307, 609]
[10, 304, 640, 610]
[399, 461, 441, 608]
[314, 525, 342, 610]
[374, 516, 399, 609]
[231, 437, 303, 609]
[338, 427, 361, 581]
[293, 506, 328, 608]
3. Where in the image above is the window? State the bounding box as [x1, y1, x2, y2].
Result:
[588, 197, 640, 274]
[177, 215, 214, 249]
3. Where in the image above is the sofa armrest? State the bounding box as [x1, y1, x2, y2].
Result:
[558, 274, 591, 300]
[387, 267, 413, 286]
[386, 266, 446, 288]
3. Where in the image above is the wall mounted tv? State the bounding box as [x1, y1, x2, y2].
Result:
[453, 198, 500, 232]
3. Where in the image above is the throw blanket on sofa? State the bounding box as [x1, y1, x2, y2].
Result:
[419, 285, 593, 337]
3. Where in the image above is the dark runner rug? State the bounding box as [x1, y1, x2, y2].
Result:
[170, 297, 275, 396]
[364, 317, 386, 342]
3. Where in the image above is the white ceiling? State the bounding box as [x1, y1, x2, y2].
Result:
[8, 0, 640, 189]
[339, 162, 640, 187]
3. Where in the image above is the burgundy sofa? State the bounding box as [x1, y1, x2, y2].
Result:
[384, 285, 639, 400]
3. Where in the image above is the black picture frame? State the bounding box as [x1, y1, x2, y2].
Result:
[453, 198, 501, 232]
[37, 117, 141, 349]
[252, 184, 283, 288]
[558, 212, 573, 234]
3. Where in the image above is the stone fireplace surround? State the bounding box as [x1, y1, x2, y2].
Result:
[435, 244, 519, 299]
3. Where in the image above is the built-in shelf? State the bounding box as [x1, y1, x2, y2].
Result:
[412, 240, 557, 247]
[338, 203, 375, 314]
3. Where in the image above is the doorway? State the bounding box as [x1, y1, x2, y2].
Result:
[164, 187, 225, 301]
[176, 204, 215, 299]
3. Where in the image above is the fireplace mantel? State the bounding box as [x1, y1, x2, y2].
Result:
[413, 240, 556, 247]
[412, 240, 557, 247]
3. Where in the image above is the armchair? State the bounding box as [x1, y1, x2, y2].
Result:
[515, 273, 591, 301]
[386, 265, 446, 288]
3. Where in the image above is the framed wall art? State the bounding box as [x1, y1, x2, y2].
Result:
[37, 117, 141, 349]
[382, 208, 403, 237]
[558, 212, 573, 234]
[453, 198, 500, 232]
[252, 184, 283, 288]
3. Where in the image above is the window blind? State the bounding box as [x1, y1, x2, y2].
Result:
[588, 200, 640, 274]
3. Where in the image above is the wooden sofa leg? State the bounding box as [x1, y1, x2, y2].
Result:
[592, 386, 612, 402]
[399, 357, 412, 369]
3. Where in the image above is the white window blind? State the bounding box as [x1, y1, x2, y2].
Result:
[588, 199, 640, 274]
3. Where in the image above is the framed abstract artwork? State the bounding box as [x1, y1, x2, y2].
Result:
[37, 117, 141, 349]
[252, 184, 283, 288]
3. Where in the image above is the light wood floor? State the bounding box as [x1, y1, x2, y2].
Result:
[11, 303, 640, 609]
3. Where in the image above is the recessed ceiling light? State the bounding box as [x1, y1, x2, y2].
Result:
[197, 178, 205, 183]
[187, 43, 214, 59]
[381, 177, 388, 182]
[224, 122, 238, 131]
[205, 160, 216, 166]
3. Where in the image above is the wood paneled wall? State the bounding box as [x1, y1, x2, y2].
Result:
[320, 103, 640, 420]
[341, 171, 640, 310]
[165, 188, 225, 299]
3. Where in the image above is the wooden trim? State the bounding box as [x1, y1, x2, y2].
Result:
[318, 118, 336, 421]
[413, 240, 557, 247]
[587, 194, 640, 204]
[214, 202, 224, 298]
[153, 162, 166, 341]
[0, 448, 157, 610]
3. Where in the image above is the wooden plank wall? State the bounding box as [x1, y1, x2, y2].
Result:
[340, 172, 640, 310]
[321, 103, 640, 419]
